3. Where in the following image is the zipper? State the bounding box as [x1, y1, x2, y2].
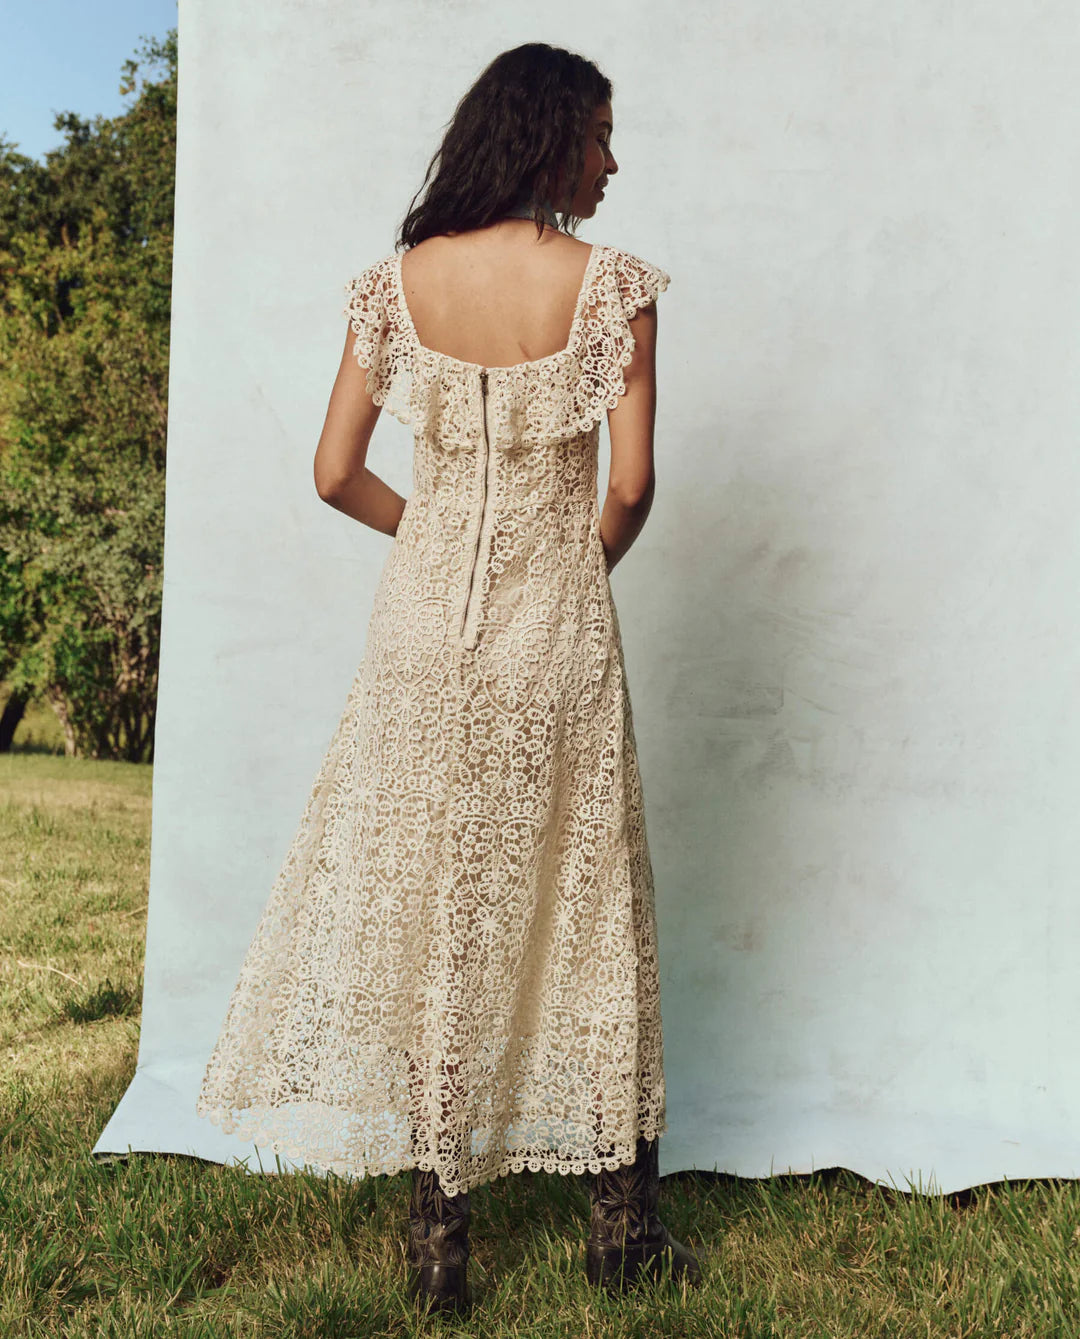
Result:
[460, 367, 490, 647]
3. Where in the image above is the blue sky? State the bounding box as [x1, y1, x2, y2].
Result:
[1, 0, 179, 161]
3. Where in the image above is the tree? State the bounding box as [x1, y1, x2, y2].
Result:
[0, 30, 175, 760]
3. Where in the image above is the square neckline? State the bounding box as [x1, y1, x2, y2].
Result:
[393, 242, 604, 374]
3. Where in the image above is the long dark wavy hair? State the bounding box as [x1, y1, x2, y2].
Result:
[397, 43, 611, 250]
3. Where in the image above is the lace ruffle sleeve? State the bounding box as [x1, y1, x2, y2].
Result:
[341, 257, 416, 426]
[613, 248, 671, 322]
[569, 246, 671, 428]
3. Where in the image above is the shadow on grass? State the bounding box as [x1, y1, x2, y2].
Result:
[60, 978, 141, 1024]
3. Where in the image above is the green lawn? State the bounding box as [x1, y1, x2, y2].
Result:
[2, 747, 1078, 1336]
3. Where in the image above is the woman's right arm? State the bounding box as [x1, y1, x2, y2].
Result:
[313, 324, 407, 538]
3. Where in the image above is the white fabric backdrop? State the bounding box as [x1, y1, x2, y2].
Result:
[93, 0, 1080, 1195]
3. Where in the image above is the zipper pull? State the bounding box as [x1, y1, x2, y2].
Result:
[480, 368, 488, 396]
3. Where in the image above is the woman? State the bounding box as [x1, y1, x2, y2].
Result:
[196, 41, 701, 1315]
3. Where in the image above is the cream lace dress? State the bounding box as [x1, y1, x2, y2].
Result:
[196, 242, 672, 1196]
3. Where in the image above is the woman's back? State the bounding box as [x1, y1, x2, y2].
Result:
[399, 223, 596, 371]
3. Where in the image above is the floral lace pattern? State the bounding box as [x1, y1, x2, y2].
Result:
[195, 243, 672, 1196]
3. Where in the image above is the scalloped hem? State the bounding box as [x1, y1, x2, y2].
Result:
[194, 1100, 667, 1197]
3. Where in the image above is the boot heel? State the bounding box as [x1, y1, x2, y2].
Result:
[408, 1261, 470, 1312]
[586, 1238, 653, 1291]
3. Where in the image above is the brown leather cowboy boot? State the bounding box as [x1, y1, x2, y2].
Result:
[406, 1166, 472, 1313]
[404, 1051, 473, 1313]
[585, 1134, 703, 1293]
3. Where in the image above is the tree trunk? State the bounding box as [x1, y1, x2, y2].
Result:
[45, 687, 77, 757]
[0, 689, 28, 752]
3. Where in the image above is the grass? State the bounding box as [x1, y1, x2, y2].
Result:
[2, 740, 1080, 1335]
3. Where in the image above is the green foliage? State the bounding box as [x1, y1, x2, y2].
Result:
[0, 32, 176, 761]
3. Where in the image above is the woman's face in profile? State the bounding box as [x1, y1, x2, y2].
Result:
[566, 100, 618, 219]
